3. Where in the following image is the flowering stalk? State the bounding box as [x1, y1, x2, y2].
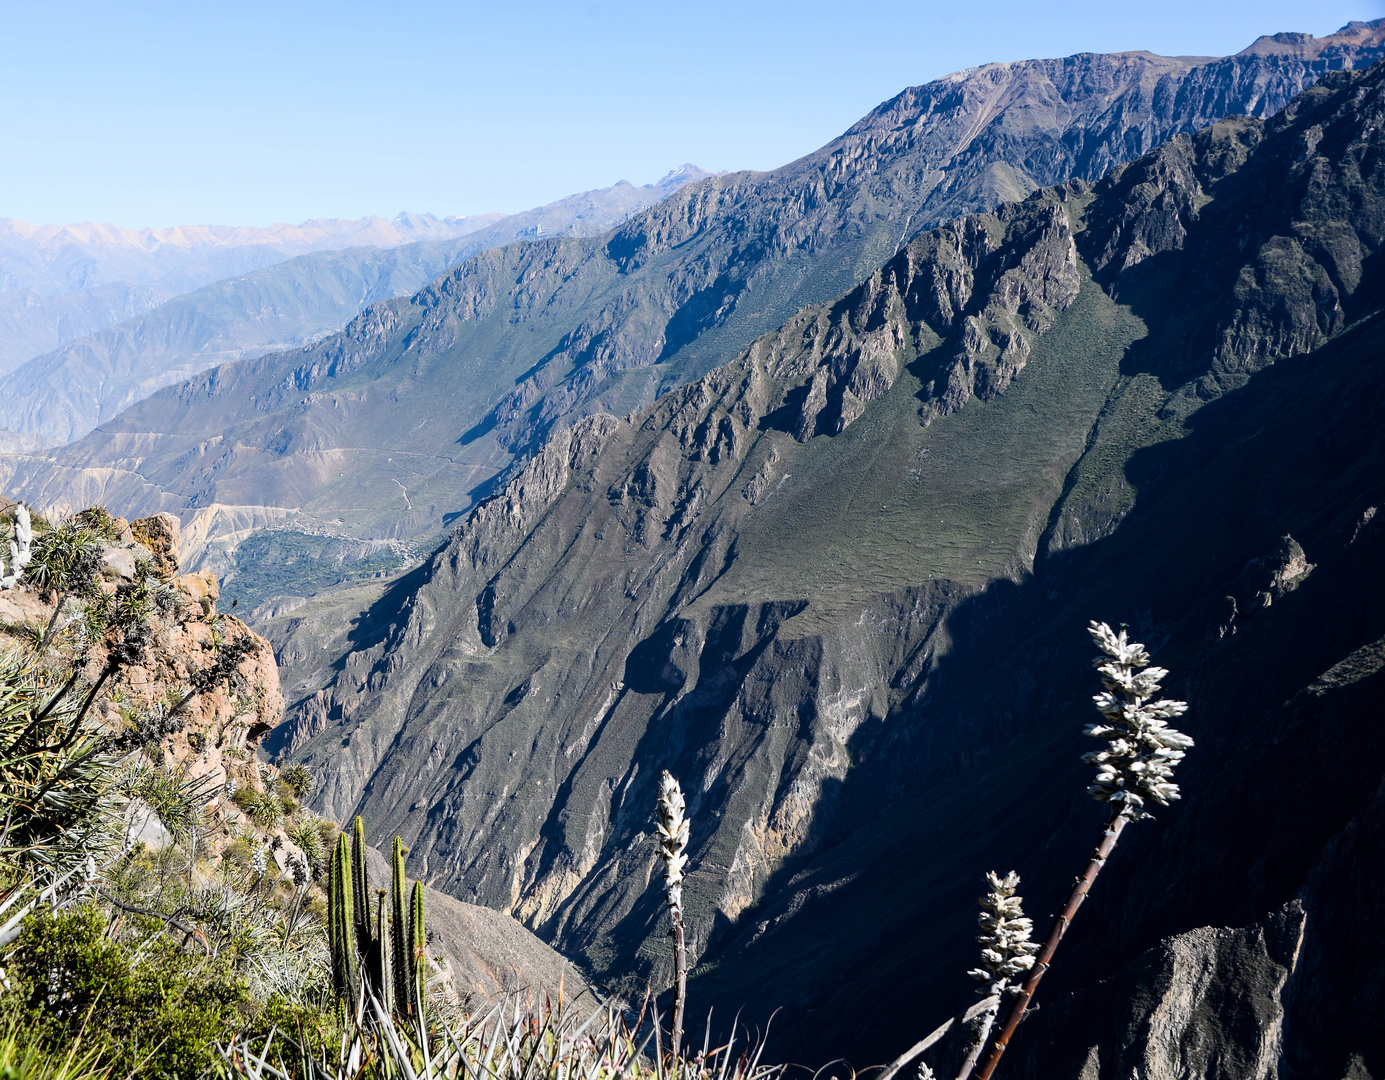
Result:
[284, 851, 313, 948]
[973, 622, 1191, 1080]
[955, 872, 1036, 1080]
[656, 770, 690, 1060]
[0, 505, 32, 590]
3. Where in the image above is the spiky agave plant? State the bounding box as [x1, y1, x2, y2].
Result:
[0, 648, 122, 884]
[655, 770, 690, 1060]
[971, 622, 1193, 1080]
[290, 815, 327, 878]
[222, 987, 785, 1080]
[26, 520, 104, 651]
[119, 763, 217, 848]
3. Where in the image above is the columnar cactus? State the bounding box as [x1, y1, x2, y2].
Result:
[328, 833, 358, 1006]
[408, 879, 427, 1027]
[350, 816, 394, 1015]
[352, 816, 371, 946]
[375, 887, 394, 1016]
[655, 770, 690, 1059]
[326, 817, 427, 1022]
[391, 836, 412, 1017]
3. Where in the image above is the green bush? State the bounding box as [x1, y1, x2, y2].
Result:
[2, 906, 244, 1078]
[231, 785, 284, 830]
[0, 905, 334, 1080]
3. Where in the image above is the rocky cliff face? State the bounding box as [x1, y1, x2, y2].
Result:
[0, 507, 288, 851]
[263, 63, 1385, 1073]
[0, 502, 571, 1005]
[3, 24, 1380, 576]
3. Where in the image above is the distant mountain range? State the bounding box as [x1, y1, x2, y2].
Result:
[0, 21, 1378, 573]
[0, 213, 499, 375]
[0, 166, 718, 440]
[0, 211, 502, 297]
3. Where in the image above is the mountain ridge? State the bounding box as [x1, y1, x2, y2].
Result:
[0, 166, 721, 441]
[4, 23, 1380, 578]
[260, 60, 1385, 1072]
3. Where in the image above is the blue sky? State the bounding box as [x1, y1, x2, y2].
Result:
[1, 0, 1381, 227]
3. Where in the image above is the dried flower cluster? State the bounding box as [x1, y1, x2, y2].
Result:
[968, 871, 1038, 998]
[656, 769, 689, 911]
[655, 769, 691, 1058]
[1083, 621, 1193, 820]
[0, 505, 31, 590]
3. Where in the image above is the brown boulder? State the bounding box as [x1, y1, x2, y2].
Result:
[130, 512, 181, 579]
[176, 569, 219, 615]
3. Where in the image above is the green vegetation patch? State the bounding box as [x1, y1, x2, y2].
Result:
[222, 529, 410, 613]
[0, 906, 334, 1080]
[711, 268, 1145, 631]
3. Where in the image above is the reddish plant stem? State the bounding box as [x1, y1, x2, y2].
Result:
[670, 911, 687, 1061]
[972, 808, 1130, 1080]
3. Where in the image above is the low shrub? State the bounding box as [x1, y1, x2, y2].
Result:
[0, 905, 334, 1080]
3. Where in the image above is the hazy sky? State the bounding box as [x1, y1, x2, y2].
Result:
[2, 0, 1381, 227]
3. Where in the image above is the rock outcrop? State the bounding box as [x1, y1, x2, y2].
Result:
[1004, 904, 1307, 1080]
[0, 506, 285, 850]
[0, 500, 573, 1006]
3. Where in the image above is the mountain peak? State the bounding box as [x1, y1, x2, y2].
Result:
[1237, 17, 1385, 57]
[650, 163, 722, 190]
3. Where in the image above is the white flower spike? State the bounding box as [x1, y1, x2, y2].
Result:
[655, 769, 691, 1058]
[1084, 621, 1193, 821]
[656, 769, 690, 913]
[967, 871, 1039, 998]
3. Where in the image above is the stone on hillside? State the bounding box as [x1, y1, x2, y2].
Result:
[130, 512, 180, 579]
[0, 593, 25, 625]
[176, 569, 219, 615]
[101, 547, 136, 581]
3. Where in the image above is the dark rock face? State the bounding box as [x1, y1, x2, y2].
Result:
[270, 64, 1385, 1073]
[1004, 904, 1308, 1080]
[5, 24, 1382, 560]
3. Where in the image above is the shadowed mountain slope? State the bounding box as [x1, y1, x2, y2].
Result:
[2, 23, 1380, 569]
[0, 167, 717, 441]
[269, 62, 1385, 1073]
